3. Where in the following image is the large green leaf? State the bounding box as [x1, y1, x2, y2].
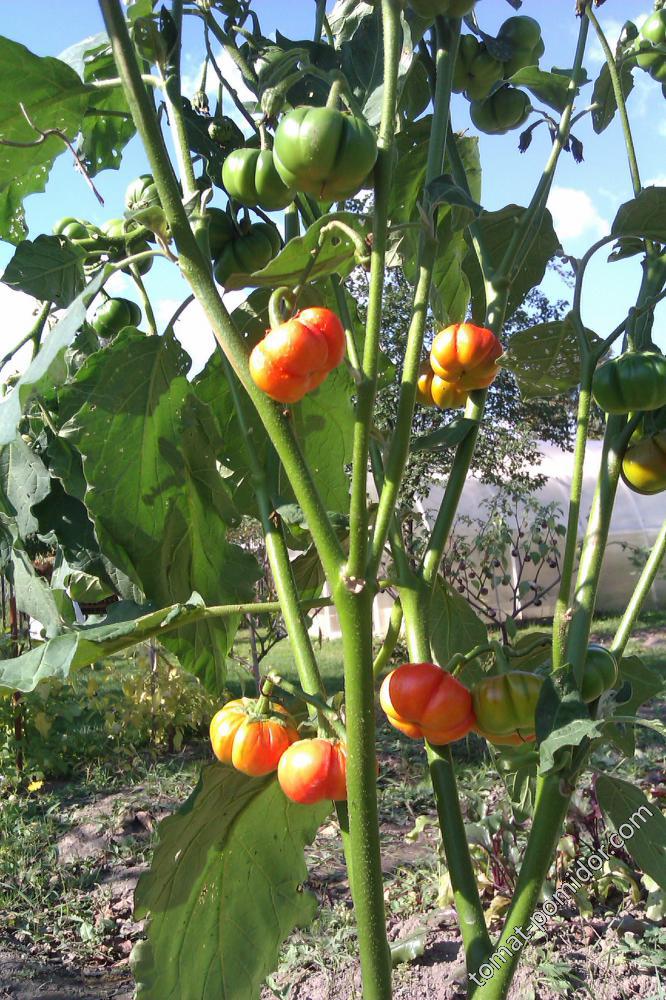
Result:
[500, 313, 600, 400]
[430, 582, 486, 674]
[291, 366, 355, 513]
[605, 655, 665, 755]
[596, 775, 666, 891]
[536, 665, 599, 775]
[2, 234, 86, 307]
[591, 60, 634, 135]
[60, 35, 136, 176]
[0, 268, 106, 447]
[611, 186, 666, 244]
[508, 67, 578, 113]
[0, 437, 52, 538]
[0, 596, 210, 692]
[0, 36, 92, 243]
[464, 205, 560, 323]
[61, 328, 261, 693]
[132, 765, 328, 1000]
[223, 212, 370, 291]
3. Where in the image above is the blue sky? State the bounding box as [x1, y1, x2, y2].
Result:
[1, 0, 664, 376]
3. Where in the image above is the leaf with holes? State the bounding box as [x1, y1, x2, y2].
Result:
[0, 37, 92, 243]
[501, 312, 600, 400]
[132, 765, 328, 1000]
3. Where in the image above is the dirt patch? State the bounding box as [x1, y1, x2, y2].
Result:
[0, 944, 133, 999]
[262, 916, 663, 1000]
[56, 788, 175, 864]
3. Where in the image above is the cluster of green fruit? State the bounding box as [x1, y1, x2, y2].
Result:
[409, 1, 541, 135]
[53, 173, 161, 278]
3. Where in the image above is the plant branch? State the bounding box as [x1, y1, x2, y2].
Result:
[368, 15, 461, 582]
[203, 21, 258, 133]
[0, 103, 104, 205]
[551, 352, 594, 667]
[496, 15, 590, 285]
[161, 0, 198, 199]
[0, 301, 51, 370]
[346, 0, 402, 584]
[611, 518, 666, 660]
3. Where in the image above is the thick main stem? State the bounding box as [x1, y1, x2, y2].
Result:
[566, 415, 627, 682]
[400, 582, 492, 975]
[336, 585, 393, 1000]
[551, 354, 594, 667]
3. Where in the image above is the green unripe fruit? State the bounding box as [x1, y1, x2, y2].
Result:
[53, 217, 91, 240]
[636, 10, 666, 81]
[92, 297, 142, 338]
[592, 351, 666, 414]
[213, 222, 281, 285]
[207, 208, 235, 259]
[497, 16, 545, 78]
[222, 148, 296, 211]
[452, 35, 504, 102]
[470, 86, 531, 134]
[273, 107, 378, 201]
[125, 173, 161, 212]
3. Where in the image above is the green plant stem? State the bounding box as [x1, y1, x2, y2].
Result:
[267, 673, 346, 740]
[368, 16, 461, 581]
[552, 353, 594, 668]
[99, 0, 344, 589]
[204, 598, 331, 618]
[566, 415, 627, 683]
[335, 585, 392, 1000]
[420, 391, 485, 589]
[203, 11, 257, 89]
[202, 21, 258, 133]
[284, 202, 300, 242]
[611, 518, 666, 660]
[0, 301, 51, 369]
[161, 0, 198, 200]
[220, 351, 326, 702]
[585, 5, 642, 200]
[314, 0, 326, 43]
[163, 294, 195, 335]
[399, 583, 492, 976]
[372, 599, 403, 680]
[295, 194, 362, 371]
[346, 0, 402, 584]
[130, 265, 158, 335]
[468, 774, 571, 999]
[496, 15, 589, 285]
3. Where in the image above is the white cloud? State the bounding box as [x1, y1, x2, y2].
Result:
[0, 285, 47, 381]
[547, 186, 608, 243]
[181, 47, 254, 133]
[588, 19, 624, 63]
[588, 14, 649, 63]
[154, 289, 248, 378]
[645, 175, 666, 188]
